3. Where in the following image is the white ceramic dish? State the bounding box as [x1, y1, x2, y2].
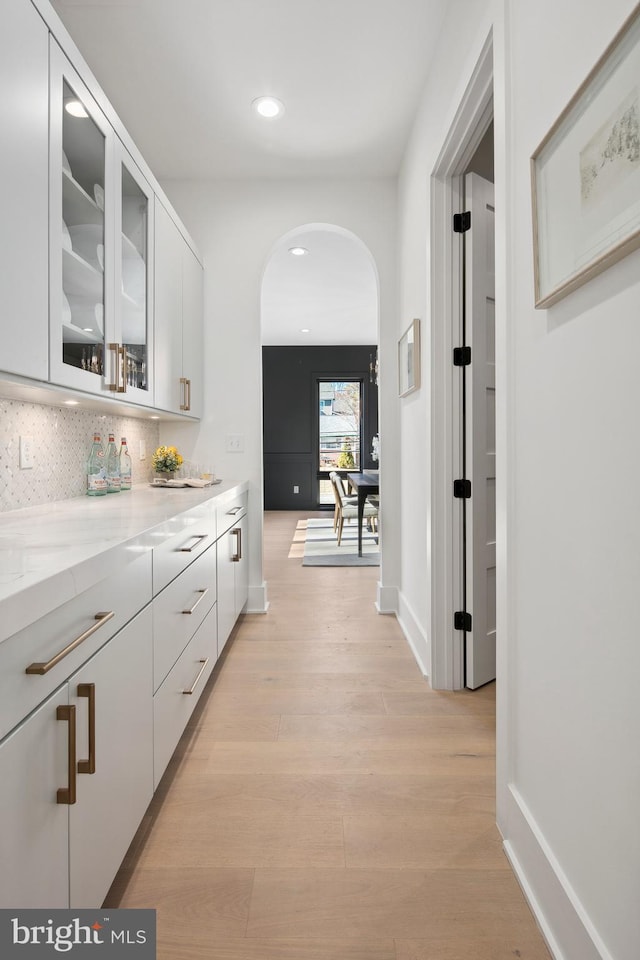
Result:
[67, 296, 103, 335]
[62, 220, 72, 252]
[93, 183, 104, 210]
[68, 224, 104, 272]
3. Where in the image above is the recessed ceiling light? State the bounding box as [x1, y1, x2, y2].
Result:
[252, 96, 285, 119]
[83, 327, 93, 333]
[289, 246, 309, 256]
[65, 99, 88, 118]
[300, 328, 310, 333]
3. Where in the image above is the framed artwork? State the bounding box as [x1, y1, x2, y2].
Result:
[398, 319, 420, 397]
[531, 3, 640, 308]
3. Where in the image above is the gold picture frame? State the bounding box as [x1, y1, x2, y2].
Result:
[531, 3, 640, 308]
[398, 319, 420, 397]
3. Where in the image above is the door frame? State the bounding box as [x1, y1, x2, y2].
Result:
[429, 33, 494, 690]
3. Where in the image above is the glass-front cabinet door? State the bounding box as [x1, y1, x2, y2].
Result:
[49, 41, 114, 394]
[49, 42, 154, 406]
[113, 146, 154, 405]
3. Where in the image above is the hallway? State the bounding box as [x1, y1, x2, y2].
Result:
[107, 510, 551, 959]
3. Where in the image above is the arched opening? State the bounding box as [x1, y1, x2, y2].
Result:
[260, 223, 380, 544]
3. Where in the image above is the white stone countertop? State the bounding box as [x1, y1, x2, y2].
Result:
[0, 479, 247, 643]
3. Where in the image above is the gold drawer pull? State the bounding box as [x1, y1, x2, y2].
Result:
[180, 376, 191, 411]
[178, 534, 208, 553]
[182, 658, 209, 695]
[231, 526, 242, 563]
[77, 683, 96, 775]
[26, 612, 115, 675]
[57, 704, 77, 804]
[182, 589, 208, 615]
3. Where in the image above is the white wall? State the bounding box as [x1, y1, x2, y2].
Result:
[398, 0, 640, 958]
[157, 178, 398, 613]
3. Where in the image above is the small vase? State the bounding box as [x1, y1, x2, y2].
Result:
[155, 471, 175, 482]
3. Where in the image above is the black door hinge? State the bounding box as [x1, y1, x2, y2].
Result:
[454, 611, 472, 632]
[453, 346, 471, 366]
[453, 211, 471, 233]
[453, 479, 471, 499]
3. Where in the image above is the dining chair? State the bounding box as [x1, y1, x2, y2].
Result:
[330, 473, 378, 546]
[329, 471, 357, 531]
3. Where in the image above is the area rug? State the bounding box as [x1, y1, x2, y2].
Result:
[295, 517, 380, 566]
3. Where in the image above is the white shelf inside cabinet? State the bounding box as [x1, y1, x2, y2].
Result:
[63, 247, 103, 298]
[62, 168, 103, 227]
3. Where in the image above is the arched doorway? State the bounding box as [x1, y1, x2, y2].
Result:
[261, 224, 380, 511]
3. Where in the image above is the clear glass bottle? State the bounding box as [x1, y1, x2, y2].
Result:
[119, 437, 132, 491]
[86, 433, 107, 497]
[105, 433, 121, 493]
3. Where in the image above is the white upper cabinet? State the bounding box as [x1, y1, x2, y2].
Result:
[154, 198, 203, 418]
[113, 144, 155, 406]
[0, 0, 49, 381]
[49, 39, 115, 396]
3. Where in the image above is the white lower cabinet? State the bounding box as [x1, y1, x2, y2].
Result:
[152, 540, 218, 788]
[0, 685, 70, 907]
[217, 499, 248, 657]
[0, 605, 152, 909]
[153, 606, 217, 790]
[0, 485, 247, 908]
[69, 606, 153, 907]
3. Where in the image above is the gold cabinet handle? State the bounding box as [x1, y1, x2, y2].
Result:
[178, 534, 208, 553]
[26, 612, 115, 675]
[182, 658, 209, 695]
[118, 345, 128, 393]
[77, 683, 96, 775]
[182, 589, 208, 615]
[107, 343, 121, 392]
[57, 704, 77, 804]
[231, 527, 242, 562]
[180, 376, 191, 411]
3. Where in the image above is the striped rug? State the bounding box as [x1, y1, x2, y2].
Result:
[290, 517, 379, 566]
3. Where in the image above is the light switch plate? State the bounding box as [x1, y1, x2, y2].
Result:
[226, 434, 244, 453]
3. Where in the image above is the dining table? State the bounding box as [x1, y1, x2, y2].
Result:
[346, 471, 379, 557]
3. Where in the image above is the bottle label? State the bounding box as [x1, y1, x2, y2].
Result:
[88, 475, 107, 493]
[107, 475, 121, 492]
[120, 473, 132, 490]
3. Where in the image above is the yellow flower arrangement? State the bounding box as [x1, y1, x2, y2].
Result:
[152, 445, 184, 474]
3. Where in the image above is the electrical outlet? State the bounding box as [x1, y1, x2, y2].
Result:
[293, 485, 299, 494]
[139, 439, 146, 461]
[226, 434, 244, 453]
[19, 436, 34, 469]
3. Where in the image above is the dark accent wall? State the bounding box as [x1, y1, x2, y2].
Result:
[263, 345, 378, 510]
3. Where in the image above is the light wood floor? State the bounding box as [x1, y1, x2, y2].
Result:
[106, 510, 551, 960]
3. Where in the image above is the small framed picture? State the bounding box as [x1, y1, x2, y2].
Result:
[531, 4, 640, 308]
[398, 319, 420, 397]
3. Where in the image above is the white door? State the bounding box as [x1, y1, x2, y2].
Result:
[465, 172, 496, 689]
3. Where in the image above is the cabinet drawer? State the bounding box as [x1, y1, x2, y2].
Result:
[152, 542, 216, 692]
[0, 551, 152, 743]
[152, 502, 217, 596]
[153, 605, 217, 789]
[216, 490, 248, 536]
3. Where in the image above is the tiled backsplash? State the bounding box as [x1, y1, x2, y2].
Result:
[0, 399, 160, 512]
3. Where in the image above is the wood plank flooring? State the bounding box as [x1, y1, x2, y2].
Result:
[105, 510, 551, 960]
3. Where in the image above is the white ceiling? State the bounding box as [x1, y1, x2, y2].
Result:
[262, 227, 378, 345]
[50, 0, 448, 343]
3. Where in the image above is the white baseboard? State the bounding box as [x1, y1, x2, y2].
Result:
[396, 590, 430, 678]
[245, 582, 269, 614]
[375, 581, 398, 614]
[502, 785, 611, 960]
